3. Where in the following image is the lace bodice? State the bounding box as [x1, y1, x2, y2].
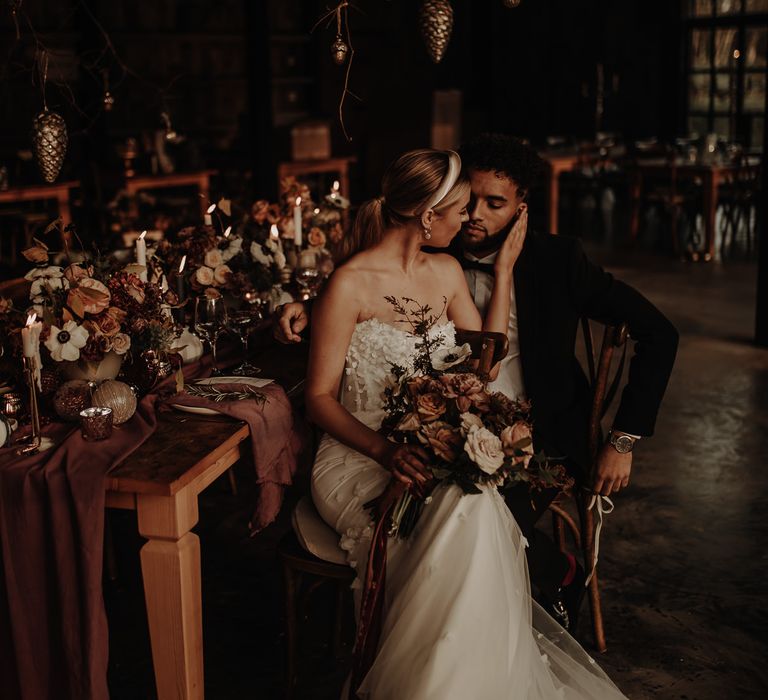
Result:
[341, 318, 456, 425]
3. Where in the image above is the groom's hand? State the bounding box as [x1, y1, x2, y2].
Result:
[592, 445, 632, 496]
[274, 302, 309, 343]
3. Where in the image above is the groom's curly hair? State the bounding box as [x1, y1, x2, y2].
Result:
[460, 133, 545, 197]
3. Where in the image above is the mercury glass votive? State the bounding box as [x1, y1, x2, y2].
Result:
[79, 407, 113, 442]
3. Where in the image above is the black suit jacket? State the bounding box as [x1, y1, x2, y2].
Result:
[455, 232, 679, 476]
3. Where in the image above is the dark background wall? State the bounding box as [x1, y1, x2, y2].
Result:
[0, 0, 684, 218]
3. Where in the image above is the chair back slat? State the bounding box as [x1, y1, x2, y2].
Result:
[454, 329, 509, 382]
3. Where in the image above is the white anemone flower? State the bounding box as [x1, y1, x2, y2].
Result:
[250, 241, 274, 267]
[44, 320, 89, 362]
[221, 236, 243, 263]
[431, 343, 472, 371]
[25, 266, 69, 303]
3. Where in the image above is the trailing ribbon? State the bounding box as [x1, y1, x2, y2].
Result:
[585, 493, 614, 586]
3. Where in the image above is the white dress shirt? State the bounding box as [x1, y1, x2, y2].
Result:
[462, 250, 526, 401]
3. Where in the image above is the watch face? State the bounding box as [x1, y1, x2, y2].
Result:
[614, 435, 633, 453]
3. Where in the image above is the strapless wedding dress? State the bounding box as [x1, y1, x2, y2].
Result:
[311, 318, 628, 699]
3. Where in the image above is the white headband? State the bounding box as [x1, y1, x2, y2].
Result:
[421, 150, 462, 213]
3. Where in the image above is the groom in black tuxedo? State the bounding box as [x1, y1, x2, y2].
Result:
[453, 134, 678, 625]
[275, 134, 678, 629]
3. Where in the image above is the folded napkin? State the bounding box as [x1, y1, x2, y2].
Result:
[167, 381, 304, 532]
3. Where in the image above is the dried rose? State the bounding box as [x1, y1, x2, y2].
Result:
[415, 392, 447, 423]
[195, 266, 214, 286]
[418, 421, 463, 462]
[395, 412, 421, 432]
[204, 249, 224, 268]
[500, 421, 533, 467]
[459, 412, 484, 435]
[307, 227, 326, 248]
[111, 333, 131, 355]
[106, 306, 127, 324]
[439, 373, 488, 413]
[92, 311, 121, 337]
[213, 264, 232, 286]
[464, 425, 505, 475]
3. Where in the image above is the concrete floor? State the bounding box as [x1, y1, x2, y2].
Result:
[105, 246, 768, 699]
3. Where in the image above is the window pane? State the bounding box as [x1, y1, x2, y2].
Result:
[745, 0, 768, 13]
[714, 72, 738, 110]
[714, 27, 739, 67]
[691, 29, 712, 68]
[689, 73, 712, 110]
[716, 0, 740, 14]
[744, 72, 766, 111]
[713, 116, 732, 139]
[750, 116, 764, 150]
[691, 0, 714, 15]
[745, 27, 767, 67]
[688, 115, 710, 137]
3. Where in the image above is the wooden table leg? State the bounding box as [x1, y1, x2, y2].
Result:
[137, 488, 204, 700]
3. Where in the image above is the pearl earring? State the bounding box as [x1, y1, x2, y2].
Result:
[423, 227, 432, 240]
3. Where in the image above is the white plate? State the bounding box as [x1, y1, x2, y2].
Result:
[170, 376, 274, 415]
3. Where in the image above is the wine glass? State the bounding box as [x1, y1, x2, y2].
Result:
[194, 296, 227, 376]
[227, 307, 262, 376]
[295, 253, 322, 301]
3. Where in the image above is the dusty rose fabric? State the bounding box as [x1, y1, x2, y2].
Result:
[0, 362, 210, 700]
[165, 381, 304, 532]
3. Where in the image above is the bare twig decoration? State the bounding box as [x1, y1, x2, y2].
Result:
[313, 1, 361, 142]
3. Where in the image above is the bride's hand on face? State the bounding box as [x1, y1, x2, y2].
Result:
[495, 205, 528, 275]
[379, 442, 431, 485]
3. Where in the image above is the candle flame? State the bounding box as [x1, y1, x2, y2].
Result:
[207, 204, 216, 214]
[25, 312, 37, 326]
[224, 225, 232, 238]
[178, 254, 187, 273]
[139, 230, 147, 240]
[295, 196, 301, 207]
[313, 207, 320, 214]
[270, 224, 279, 239]
[333, 180, 340, 191]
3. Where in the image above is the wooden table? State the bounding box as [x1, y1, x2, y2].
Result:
[105, 335, 307, 699]
[540, 152, 580, 235]
[277, 156, 356, 201]
[124, 170, 217, 220]
[628, 157, 761, 261]
[0, 180, 79, 244]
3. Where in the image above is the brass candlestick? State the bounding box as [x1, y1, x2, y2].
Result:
[15, 355, 52, 456]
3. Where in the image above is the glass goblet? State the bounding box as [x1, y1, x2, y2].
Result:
[194, 295, 227, 376]
[227, 309, 261, 376]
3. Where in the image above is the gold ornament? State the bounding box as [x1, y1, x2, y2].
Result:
[418, 0, 454, 64]
[331, 35, 349, 65]
[53, 380, 91, 422]
[502, 0, 522, 7]
[92, 380, 137, 425]
[32, 110, 68, 183]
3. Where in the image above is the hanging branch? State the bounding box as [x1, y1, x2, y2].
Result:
[312, 1, 362, 142]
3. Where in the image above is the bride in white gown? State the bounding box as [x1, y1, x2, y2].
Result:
[305, 149, 628, 699]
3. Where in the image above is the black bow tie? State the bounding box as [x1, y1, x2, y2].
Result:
[459, 257, 496, 276]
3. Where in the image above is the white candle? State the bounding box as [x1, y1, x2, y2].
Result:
[136, 230, 147, 282]
[21, 313, 41, 358]
[205, 203, 216, 226]
[224, 225, 232, 238]
[331, 180, 340, 199]
[293, 196, 303, 248]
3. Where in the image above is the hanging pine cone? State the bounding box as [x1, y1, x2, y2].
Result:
[32, 110, 68, 183]
[419, 0, 454, 64]
[331, 35, 349, 65]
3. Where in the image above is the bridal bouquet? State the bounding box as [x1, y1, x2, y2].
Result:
[377, 297, 571, 539]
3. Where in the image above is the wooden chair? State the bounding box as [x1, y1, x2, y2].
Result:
[549, 319, 629, 653]
[277, 329, 508, 697]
